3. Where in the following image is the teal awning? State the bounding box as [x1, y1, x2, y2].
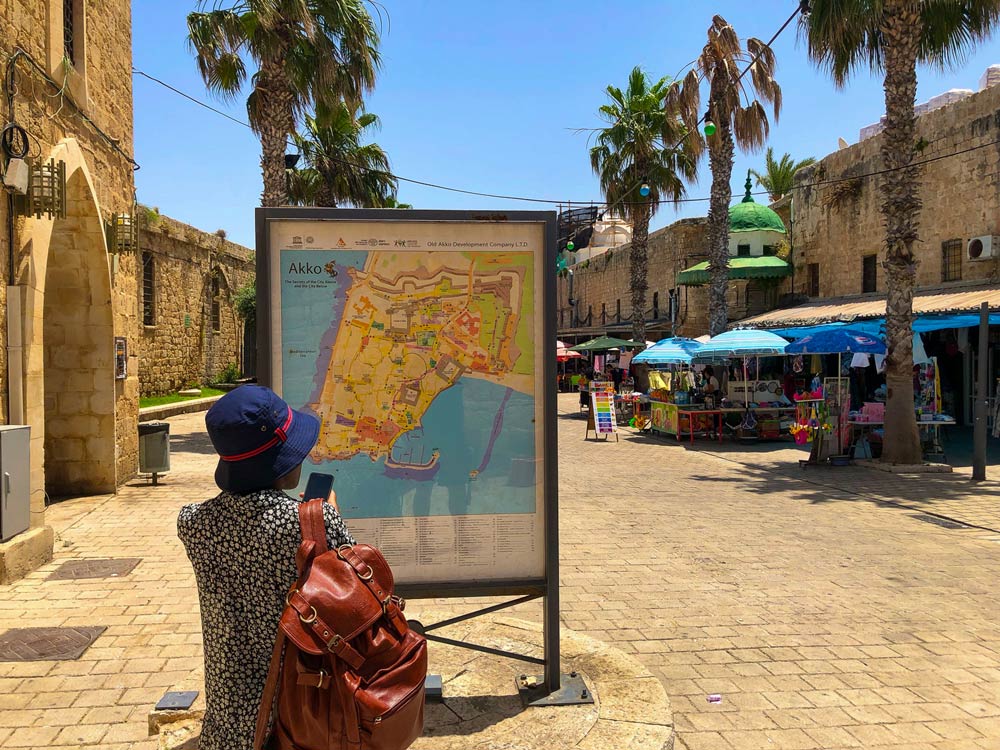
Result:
[677, 256, 791, 286]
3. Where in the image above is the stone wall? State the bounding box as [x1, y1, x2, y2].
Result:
[137, 213, 255, 396]
[555, 216, 778, 339]
[791, 75, 1000, 299]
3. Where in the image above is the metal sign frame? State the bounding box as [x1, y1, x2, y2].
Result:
[256, 207, 563, 692]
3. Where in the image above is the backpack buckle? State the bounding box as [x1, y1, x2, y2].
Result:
[327, 634, 343, 651]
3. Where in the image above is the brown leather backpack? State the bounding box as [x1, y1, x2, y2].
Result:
[253, 499, 427, 750]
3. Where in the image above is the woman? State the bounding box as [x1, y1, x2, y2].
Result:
[703, 365, 720, 394]
[178, 386, 353, 750]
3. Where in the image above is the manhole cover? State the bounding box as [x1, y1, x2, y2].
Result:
[910, 514, 967, 530]
[0, 626, 106, 661]
[47, 558, 141, 581]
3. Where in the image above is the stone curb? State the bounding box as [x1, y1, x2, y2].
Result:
[855, 459, 953, 474]
[151, 614, 674, 750]
[139, 396, 223, 423]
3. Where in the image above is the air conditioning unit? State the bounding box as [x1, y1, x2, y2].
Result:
[967, 235, 998, 261]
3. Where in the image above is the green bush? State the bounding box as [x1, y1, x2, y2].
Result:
[234, 281, 256, 325]
[218, 361, 241, 384]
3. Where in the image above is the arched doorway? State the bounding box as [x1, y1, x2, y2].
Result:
[41, 169, 115, 497]
[19, 140, 116, 505]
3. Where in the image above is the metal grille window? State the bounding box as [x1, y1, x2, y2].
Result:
[600, 303, 606, 325]
[652, 292, 659, 320]
[616, 299, 621, 323]
[862, 254, 877, 293]
[807, 263, 820, 297]
[63, 0, 76, 64]
[211, 275, 221, 333]
[737, 244, 751, 257]
[942, 239, 962, 282]
[142, 253, 155, 326]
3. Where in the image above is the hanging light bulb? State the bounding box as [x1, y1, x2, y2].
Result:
[639, 184, 651, 197]
[703, 120, 717, 137]
[566, 240, 575, 251]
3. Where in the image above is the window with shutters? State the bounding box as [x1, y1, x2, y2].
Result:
[941, 239, 962, 282]
[862, 254, 877, 293]
[142, 253, 155, 327]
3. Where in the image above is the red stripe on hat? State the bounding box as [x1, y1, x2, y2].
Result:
[220, 407, 294, 462]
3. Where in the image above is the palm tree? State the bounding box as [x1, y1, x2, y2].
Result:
[381, 196, 413, 209]
[287, 101, 396, 207]
[591, 67, 698, 344]
[666, 15, 782, 335]
[750, 148, 816, 202]
[188, 0, 380, 207]
[801, 0, 1000, 465]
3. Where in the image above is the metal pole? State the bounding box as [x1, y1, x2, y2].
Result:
[543, 214, 562, 693]
[972, 301, 989, 481]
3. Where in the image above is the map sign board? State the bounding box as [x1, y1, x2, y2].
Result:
[257, 209, 557, 598]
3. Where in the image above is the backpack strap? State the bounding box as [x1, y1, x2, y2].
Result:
[252, 628, 286, 750]
[298, 498, 330, 555]
[337, 545, 409, 635]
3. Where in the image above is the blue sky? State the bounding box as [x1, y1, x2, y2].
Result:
[133, 1, 1000, 248]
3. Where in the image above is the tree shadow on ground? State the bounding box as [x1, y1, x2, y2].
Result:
[677, 438, 1000, 532]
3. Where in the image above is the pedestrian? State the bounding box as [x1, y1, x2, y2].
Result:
[177, 385, 353, 750]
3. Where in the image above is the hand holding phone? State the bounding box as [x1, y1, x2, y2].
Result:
[302, 472, 335, 505]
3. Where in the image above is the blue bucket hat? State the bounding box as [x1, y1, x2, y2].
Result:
[206, 385, 320, 493]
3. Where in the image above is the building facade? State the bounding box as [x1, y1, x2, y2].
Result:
[138, 213, 254, 396]
[0, 1, 256, 582]
[1, 0, 139, 581]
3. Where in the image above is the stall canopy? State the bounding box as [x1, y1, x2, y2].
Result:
[772, 313, 1000, 340]
[676, 256, 791, 286]
[570, 336, 641, 352]
[633, 337, 703, 365]
[694, 328, 789, 359]
[784, 328, 886, 355]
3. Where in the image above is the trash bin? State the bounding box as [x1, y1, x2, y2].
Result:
[138, 422, 170, 484]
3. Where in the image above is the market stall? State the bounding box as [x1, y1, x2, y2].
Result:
[694, 329, 794, 442]
[633, 338, 722, 441]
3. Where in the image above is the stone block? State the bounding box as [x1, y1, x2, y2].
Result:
[0, 525, 54, 584]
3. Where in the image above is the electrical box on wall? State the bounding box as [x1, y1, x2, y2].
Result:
[0, 426, 30, 542]
[967, 235, 998, 261]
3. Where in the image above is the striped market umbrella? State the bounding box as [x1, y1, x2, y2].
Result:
[694, 328, 789, 359]
[633, 337, 703, 366]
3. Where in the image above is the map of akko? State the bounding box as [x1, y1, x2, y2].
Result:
[308, 250, 534, 473]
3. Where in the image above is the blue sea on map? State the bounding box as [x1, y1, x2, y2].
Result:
[280, 249, 537, 520]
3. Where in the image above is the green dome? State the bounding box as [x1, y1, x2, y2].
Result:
[730, 173, 786, 234]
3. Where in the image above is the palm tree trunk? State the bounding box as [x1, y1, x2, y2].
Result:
[630, 202, 650, 344]
[879, 0, 923, 464]
[707, 120, 734, 336]
[258, 56, 295, 207]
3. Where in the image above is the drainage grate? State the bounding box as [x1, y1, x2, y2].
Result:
[0, 626, 106, 662]
[47, 558, 141, 581]
[910, 514, 968, 530]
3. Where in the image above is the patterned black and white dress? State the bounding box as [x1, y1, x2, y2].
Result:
[178, 489, 354, 750]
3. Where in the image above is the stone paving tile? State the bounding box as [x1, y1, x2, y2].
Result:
[0, 398, 999, 749]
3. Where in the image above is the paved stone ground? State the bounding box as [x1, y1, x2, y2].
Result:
[2, 396, 1000, 749]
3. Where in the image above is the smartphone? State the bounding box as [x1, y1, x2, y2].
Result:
[302, 472, 335, 502]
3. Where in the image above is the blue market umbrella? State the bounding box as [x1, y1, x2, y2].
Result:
[694, 329, 789, 359]
[633, 337, 703, 366]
